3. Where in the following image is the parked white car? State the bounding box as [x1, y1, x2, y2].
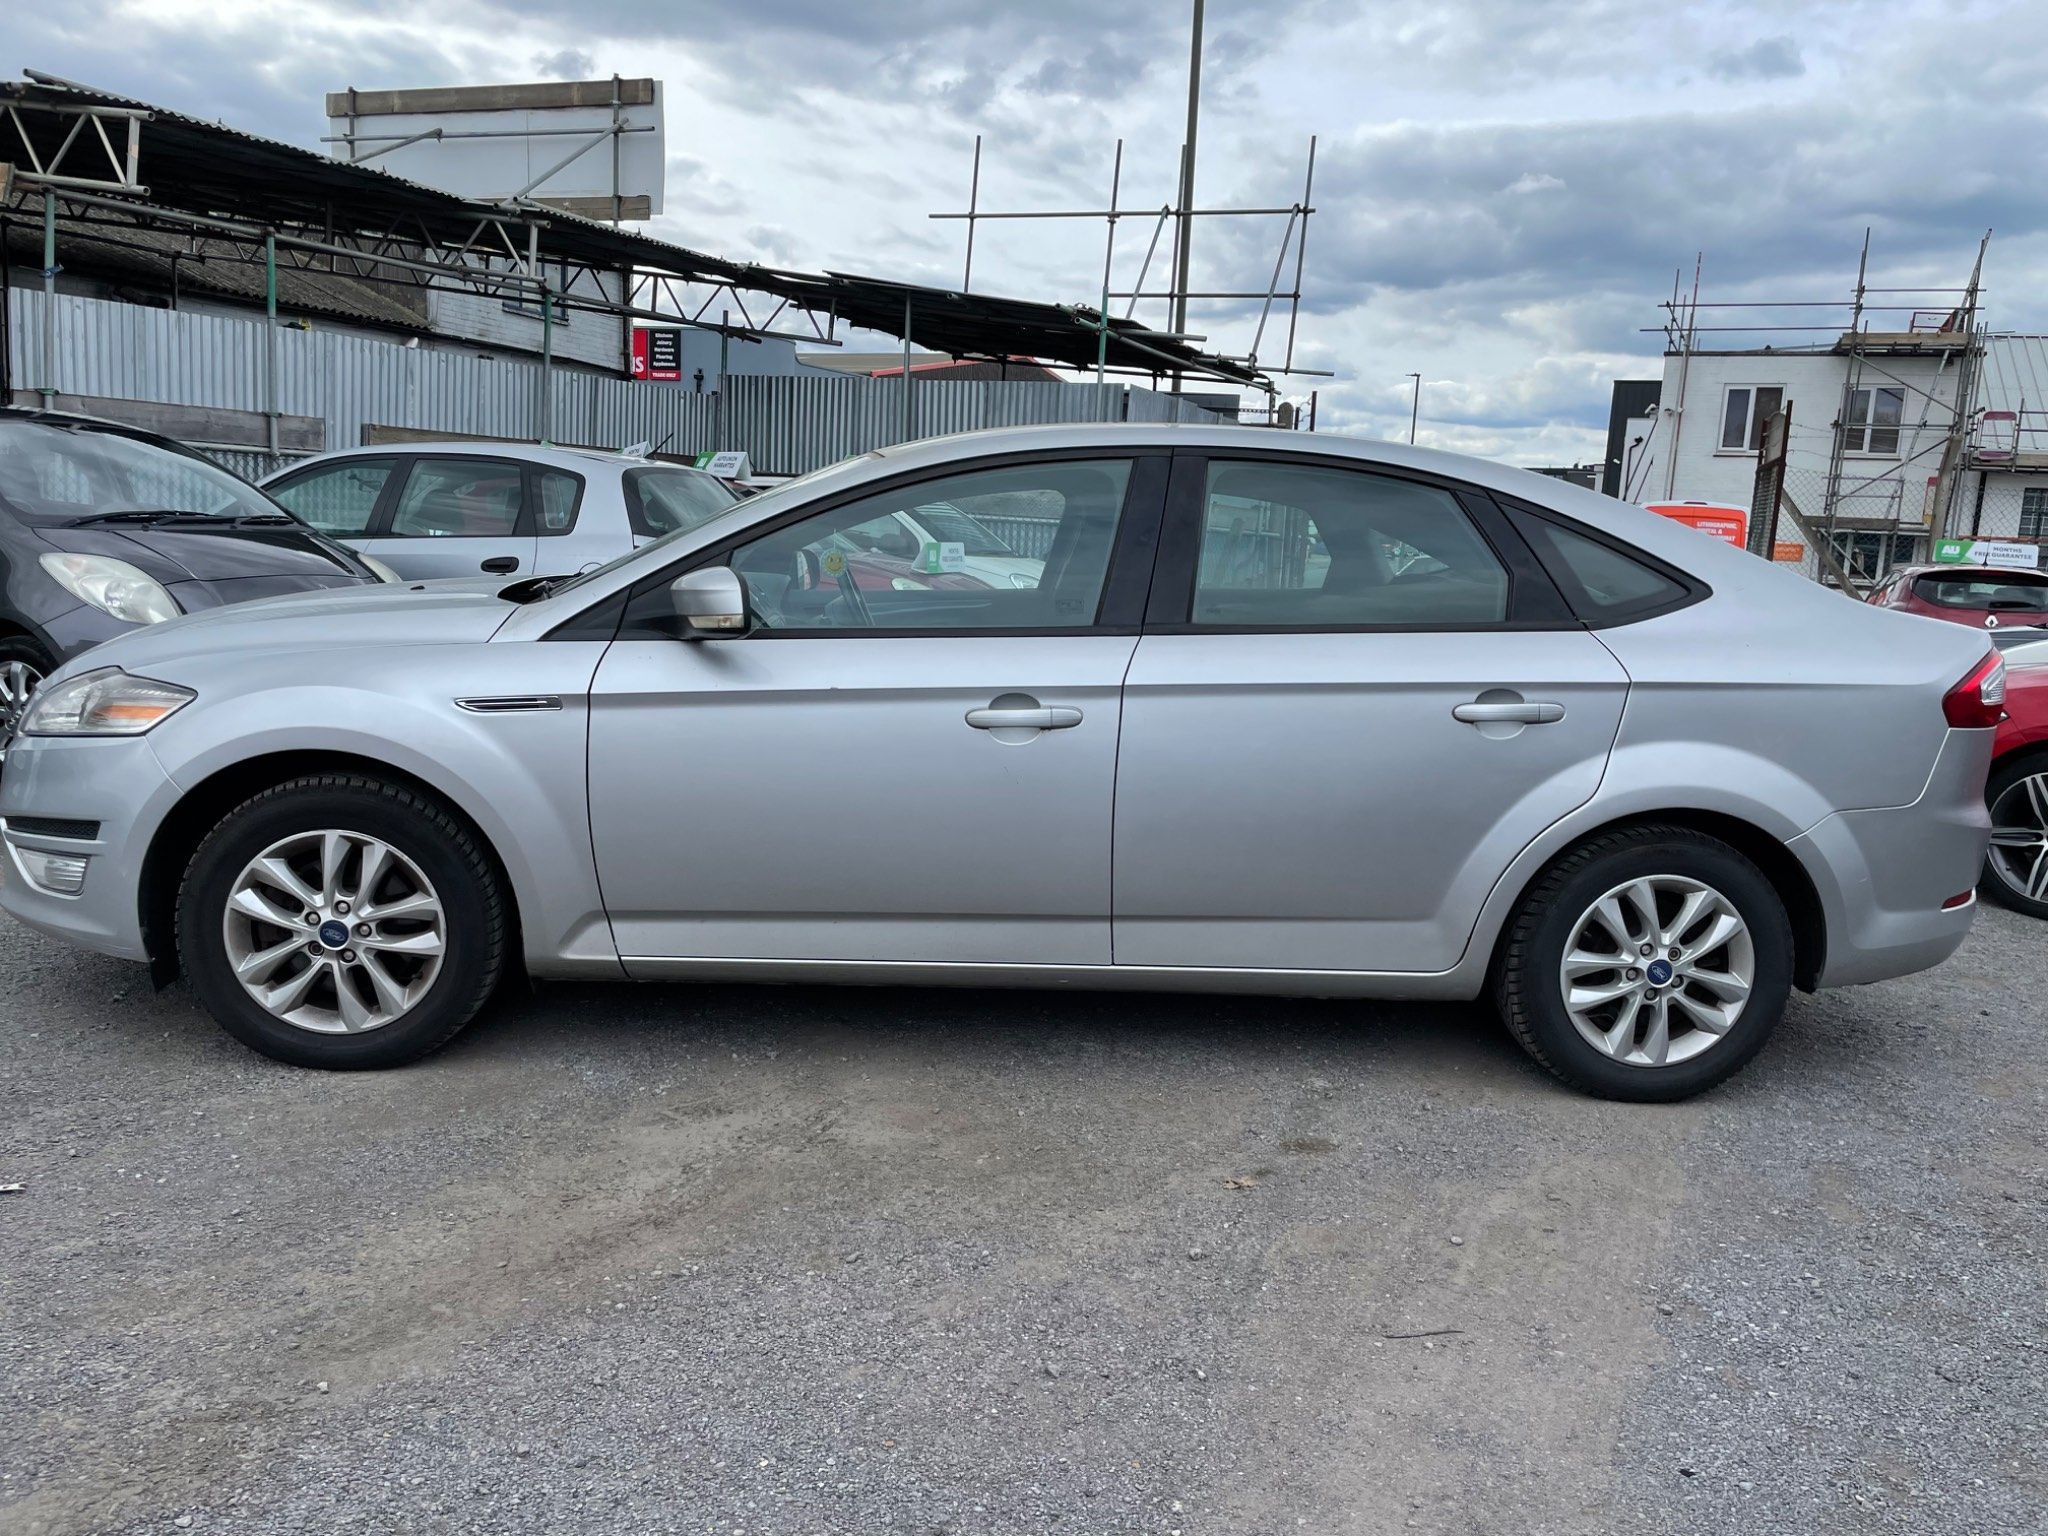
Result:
[263, 443, 738, 582]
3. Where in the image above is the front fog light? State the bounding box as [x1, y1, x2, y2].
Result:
[10, 844, 88, 896]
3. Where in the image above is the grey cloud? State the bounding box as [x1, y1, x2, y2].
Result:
[5, 0, 2039, 464]
[532, 47, 596, 79]
[1706, 35, 1804, 82]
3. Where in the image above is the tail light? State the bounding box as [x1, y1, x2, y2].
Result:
[1943, 651, 2007, 728]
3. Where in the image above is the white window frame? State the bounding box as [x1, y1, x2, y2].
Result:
[1842, 385, 1906, 458]
[1716, 384, 1784, 454]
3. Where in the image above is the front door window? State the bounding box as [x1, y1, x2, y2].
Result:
[725, 460, 1133, 631]
[267, 458, 395, 536]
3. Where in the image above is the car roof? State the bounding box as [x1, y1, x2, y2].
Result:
[277, 441, 707, 473]
[0, 404, 188, 451]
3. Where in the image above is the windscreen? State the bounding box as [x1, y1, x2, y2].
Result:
[623, 466, 740, 537]
[0, 418, 286, 525]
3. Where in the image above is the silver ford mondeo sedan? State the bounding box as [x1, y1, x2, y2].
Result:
[0, 426, 2001, 1100]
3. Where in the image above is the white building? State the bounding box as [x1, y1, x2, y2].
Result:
[1617, 329, 2048, 582]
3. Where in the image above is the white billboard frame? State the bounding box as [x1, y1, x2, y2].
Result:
[325, 78, 665, 222]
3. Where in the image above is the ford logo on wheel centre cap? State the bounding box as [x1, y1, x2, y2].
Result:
[1647, 959, 1674, 986]
[318, 920, 350, 949]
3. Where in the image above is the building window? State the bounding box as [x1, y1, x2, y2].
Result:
[501, 295, 571, 326]
[1827, 529, 1923, 585]
[1719, 385, 1784, 451]
[1842, 386, 1905, 455]
[2020, 487, 2048, 539]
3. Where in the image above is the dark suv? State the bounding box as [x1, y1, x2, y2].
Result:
[0, 409, 383, 759]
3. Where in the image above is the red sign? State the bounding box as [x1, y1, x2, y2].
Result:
[631, 327, 683, 382]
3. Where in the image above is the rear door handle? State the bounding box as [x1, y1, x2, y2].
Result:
[1453, 700, 1565, 725]
[966, 706, 1083, 731]
[480, 556, 520, 574]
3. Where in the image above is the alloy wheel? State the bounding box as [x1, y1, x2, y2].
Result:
[221, 829, 446, 1034]
[0, 658, 44, 762]
[1558, 875, 1755, 1068]
[1988, 770, 2048, 905]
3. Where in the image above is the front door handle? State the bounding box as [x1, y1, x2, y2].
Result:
[966, 705, 1084, 731]
[1453, 699, 1565, 725]
[480, 555, 520, 574]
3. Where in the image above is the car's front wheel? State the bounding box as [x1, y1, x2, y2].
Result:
[1493, 824, 1794, 1101]
[0, 635, 53, 765]
[1983, 752, 2048, 918]
[177, 774, 507, 1068]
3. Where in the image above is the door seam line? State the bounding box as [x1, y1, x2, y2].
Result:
[1108, 634, 1143, 966]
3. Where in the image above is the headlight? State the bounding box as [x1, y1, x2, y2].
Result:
[22, 668, 195, 736]
[360, 555, 404, 584]
[39, 552, 180, 625]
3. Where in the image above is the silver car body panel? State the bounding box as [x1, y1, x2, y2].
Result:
[4, 423, 1996, 1002]
[590, 635, 1134, 965]
[1113, 630, 1628, 972]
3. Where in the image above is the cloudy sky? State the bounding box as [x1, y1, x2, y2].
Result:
[6, 1, 2045, 463]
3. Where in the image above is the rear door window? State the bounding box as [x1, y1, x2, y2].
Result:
[1186, 461, 1510, 627]
[389, 458, 524, 539]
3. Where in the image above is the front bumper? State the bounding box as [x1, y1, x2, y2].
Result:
[1791, 727, 1995, 988]
[0, 734, 178, 962]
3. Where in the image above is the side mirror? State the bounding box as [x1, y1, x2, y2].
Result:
[668, 566, 749, 636]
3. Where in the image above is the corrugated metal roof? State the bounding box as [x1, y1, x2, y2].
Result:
[1, 73, 1264, 386]
[1978, 334, 2048, 415]
[3, 209, 432, 334]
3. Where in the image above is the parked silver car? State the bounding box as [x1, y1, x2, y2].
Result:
[262, 442, 737, 581]
[0, 425, 1999, 1099]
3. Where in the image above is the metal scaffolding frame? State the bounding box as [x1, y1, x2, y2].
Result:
[2, 71, 1264, 445]
[1645, 234, 1993, 585]
[929, 131, 1328, 416]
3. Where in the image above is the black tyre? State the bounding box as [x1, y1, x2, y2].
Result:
[176, 774, 507, 1069]
[1982, 751, 2048, 919]
[0, 634, 55, 763]
[1492, 824, 1794, 1102]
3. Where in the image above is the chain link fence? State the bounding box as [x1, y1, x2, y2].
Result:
[1753, 465, 1942, 590]
[1963, 475, 2048, 545]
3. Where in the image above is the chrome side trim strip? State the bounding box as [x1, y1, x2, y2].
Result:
[455, 695, 564, 713]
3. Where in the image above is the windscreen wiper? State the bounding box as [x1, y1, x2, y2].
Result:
[69, 509, 296, 529]
[68, 509, 193, 526]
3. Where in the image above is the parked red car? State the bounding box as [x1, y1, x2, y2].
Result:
[1867, 563, 2048, 634]
[1984, 631, 2048, 917]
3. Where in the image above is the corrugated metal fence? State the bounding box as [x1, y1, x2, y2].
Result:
[5, 290, 1228, 477]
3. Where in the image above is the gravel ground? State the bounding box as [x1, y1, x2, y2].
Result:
[2, 906, 2043, 1535]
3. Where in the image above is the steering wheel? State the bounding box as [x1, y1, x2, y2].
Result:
[792, 548, 873, 627]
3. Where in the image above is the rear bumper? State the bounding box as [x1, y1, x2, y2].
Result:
[1791, 728, 1994, 988]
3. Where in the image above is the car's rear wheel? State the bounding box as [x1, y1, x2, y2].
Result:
[1983, 753, 2048, 918]
[1493, 825, 1794, 1101]
[0, 636, 53, 766]
[177, 774, 506, 1068]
